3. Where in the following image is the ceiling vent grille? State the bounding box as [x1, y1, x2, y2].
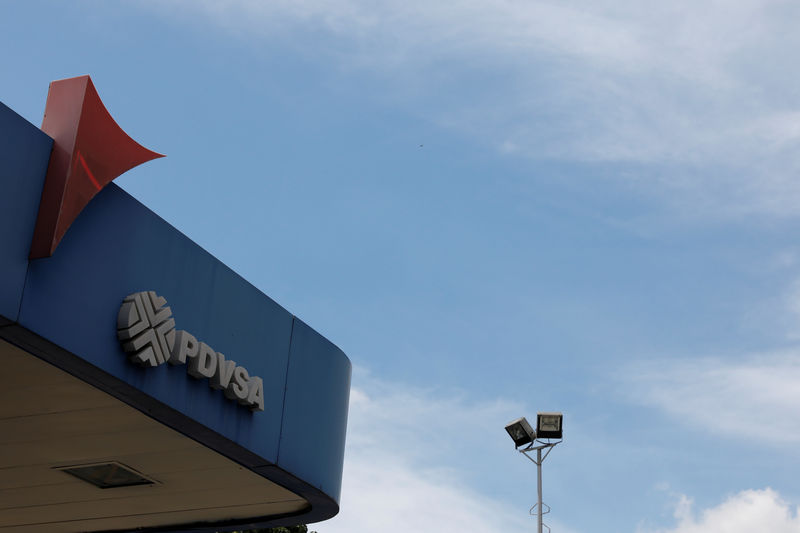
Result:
[55, 462, 157, 489]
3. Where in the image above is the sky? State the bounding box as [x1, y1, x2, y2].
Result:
[3, 1, 800, 532]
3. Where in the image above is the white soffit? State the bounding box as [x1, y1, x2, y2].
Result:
[0, 338, 308, 532]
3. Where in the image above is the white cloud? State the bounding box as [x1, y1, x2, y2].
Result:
[326, 457, 527, 533]
[624, 352, 800, 445]
[780, 277, 800, 341]
[640, 488, 800, 533]
[317, 370, 579, 533]
[145, 0, 800, 216]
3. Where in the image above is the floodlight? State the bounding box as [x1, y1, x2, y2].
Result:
[505, 417, 536, 447]
[506, 412, 562, 533]
[536, 412, 563, 439]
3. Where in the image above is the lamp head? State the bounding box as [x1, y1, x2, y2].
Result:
[536, 412, 563, 439]
[504, 417, 536, 447]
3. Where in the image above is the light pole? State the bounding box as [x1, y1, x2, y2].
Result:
[505, 413, 563, 533]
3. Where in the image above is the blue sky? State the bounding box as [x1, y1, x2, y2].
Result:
[3, 2, 800, 532]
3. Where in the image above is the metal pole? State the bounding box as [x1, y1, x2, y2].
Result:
[537, 447, 543, 533]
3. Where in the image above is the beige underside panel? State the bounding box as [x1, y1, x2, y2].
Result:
[0, 339, 308, 532]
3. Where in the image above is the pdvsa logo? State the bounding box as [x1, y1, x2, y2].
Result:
[117, 291, 264, 412]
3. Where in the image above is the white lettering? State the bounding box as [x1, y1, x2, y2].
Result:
[210, 352, 236, 390]
[226, 366, 250, 403]
[188, 342, 217, 379]
[169, 330, 198, 365]
[246, 376, 264, 412]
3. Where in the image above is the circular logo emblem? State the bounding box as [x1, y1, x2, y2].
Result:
[117, 291, 176, 367]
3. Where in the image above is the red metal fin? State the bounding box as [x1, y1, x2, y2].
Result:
[29, 75, 164, 259]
